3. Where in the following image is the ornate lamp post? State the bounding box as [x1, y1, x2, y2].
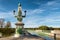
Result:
[13, 3, 27, 37]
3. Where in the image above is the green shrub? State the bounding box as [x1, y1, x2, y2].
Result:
[0, 28, 15, 37]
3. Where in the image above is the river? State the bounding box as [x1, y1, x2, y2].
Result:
[31, 32, 54, 40]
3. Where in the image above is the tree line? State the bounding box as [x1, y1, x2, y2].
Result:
[25, 25, 60, 30]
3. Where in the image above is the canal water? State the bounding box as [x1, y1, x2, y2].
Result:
[40, 35, 54, 40]
[31, 32, 54, 40]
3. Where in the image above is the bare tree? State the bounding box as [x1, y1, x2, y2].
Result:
[5, 21, 11, 28]
[0, 18, 4, 28]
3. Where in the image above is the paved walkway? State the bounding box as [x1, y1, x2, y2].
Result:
[0, 36, 45, 40]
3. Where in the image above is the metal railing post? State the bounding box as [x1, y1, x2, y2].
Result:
[54, 33, 56, 40]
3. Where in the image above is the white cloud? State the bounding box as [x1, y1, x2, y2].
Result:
[32, 2, 41, 5]
[23, 16, 40, 28]
[26, 9, 45, 16]
[47, 1, 56, 6]
[32, 9, 44, 14]
[51, 8, 59, 10]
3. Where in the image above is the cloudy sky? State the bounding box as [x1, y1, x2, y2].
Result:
[0, 0, 60, 28]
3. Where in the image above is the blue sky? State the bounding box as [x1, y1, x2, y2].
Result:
[0, 0, 60, 28]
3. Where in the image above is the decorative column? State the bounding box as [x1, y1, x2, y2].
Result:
[13, 2, 27, 37]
